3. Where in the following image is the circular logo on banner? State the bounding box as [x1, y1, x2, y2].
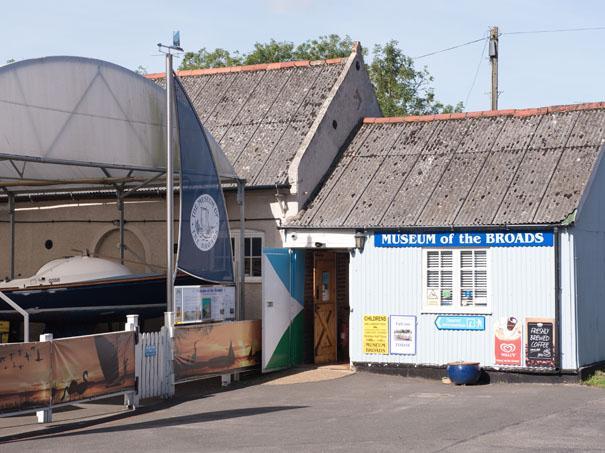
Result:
[190, 194, 220, 251]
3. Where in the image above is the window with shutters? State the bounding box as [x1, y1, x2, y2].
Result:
[423, 249, 489, 313]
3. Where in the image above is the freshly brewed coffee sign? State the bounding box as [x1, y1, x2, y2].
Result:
[525, 318, 555, 368]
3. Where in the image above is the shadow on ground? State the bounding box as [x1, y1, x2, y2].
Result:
[1, 405, 306, 444]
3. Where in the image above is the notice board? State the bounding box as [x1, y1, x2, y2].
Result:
[525, 317, 555, 368]
[362, 315, 388, 354]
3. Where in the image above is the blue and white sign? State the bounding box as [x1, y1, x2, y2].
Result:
[375, 231, 553, 248]
[144, 345, 157, 358]
[435, 315, 485, 331]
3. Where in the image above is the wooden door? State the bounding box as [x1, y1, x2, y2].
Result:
[313, 251, 337, 364]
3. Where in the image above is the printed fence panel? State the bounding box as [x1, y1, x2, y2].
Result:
[174, 320, 261, 382]
[0, 342, 52, 415]
[52, 331, 135, 405]
[139, 329, 170, 399]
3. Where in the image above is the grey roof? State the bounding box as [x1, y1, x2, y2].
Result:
[148, 59, 347, 187]
[292, 104, 605, 228]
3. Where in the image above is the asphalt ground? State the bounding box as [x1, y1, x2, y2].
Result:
[1, 370, 604, 452]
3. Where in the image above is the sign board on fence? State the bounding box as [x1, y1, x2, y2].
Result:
[173, 320, 261, 382]
[0, 331, 136, 415]
[494, 317, 522, 366]
[435, 315, 485, 331]
[389, 315, 416, 355]
[0, 341, 52, 415]
[52, 332, 136, 405]
[362, 315, 388, 354]
[525, 317, 555, 368]
[144, 344, 157, 358]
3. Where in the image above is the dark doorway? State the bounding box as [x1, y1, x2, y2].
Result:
[303, 250, 350, 364]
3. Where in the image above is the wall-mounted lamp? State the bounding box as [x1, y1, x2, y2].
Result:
[354, 230, 366, 251]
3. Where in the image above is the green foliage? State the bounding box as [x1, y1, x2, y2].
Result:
[293, 34, 356, 61]
[178, 35, 463, 115]
[585, 370, 605, 388]
[134, 65, 148, 75]
[370, 41, 462, 116]
[243, 39, 295, 65]
[180, 48, 244, 70]
[5, 59, 15, 65]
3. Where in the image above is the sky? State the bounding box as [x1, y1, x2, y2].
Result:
[3, 0, 605, 112]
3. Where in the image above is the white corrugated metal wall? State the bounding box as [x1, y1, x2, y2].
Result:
[349, 232, 577, 369]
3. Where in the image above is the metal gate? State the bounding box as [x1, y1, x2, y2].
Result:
[138, 328, 171, 399]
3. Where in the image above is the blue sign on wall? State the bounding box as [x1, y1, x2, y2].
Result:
[375, 231, 553, 248]
[434, 316, 486, 331]
[144, 345, 157, 357]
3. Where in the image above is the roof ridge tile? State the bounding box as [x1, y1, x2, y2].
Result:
[363, 101, 605, 124]
[145, 57, 347, 80]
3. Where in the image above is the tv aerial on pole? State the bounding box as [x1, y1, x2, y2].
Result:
[157, 31, 183, 319]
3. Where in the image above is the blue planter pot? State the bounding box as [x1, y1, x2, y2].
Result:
[447, 362, 481, 385]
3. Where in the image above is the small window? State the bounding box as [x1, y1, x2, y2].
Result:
[231, 232, 263, 281]
[424, 249, 489, 313]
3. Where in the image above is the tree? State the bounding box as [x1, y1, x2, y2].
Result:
[370, 40, 462, 116]
[134, 65, 148, 75]
[177, 35, 462, 115]
[180, 48, 243, 70]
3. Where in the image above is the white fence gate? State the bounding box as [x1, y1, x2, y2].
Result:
[138, 327, 172, 399]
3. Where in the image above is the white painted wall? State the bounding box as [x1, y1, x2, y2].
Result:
[349, 232, 559, 369]
[572, 146, 605, 366]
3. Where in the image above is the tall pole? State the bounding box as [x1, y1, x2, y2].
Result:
[489, 26, 499, 110]
[8, 193, 15, 281]
[166, 52, 175, 314]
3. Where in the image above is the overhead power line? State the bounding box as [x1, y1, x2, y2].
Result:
[464, 32, 489, 108]
[503, 25, 605, 35]
[413, 25, 605, 61]
[413, 37, 487, 60]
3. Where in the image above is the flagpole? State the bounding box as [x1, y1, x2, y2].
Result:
[166, 51, 174, 314]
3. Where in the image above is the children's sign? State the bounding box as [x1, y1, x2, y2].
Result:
[362, 315, 388, 354]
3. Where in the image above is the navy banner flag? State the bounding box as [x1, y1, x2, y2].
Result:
[174, 76, 234, 283]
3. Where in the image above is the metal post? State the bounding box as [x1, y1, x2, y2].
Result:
[166, 52, 175, 314]
[8, 193, 15, 280]
[124, 314, 140, 409]
[117, 190, 125, 265]
[164, 311, 175, 397]
[489, 26, 499, 110]
[37, 333, 53, 423]
[237, 180, 246, 321]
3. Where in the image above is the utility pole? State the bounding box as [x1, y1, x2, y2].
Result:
[489, 26, 499, 110]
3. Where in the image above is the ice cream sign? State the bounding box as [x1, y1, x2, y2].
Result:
[375, 231, 553, 248]
[494, 317, 522, 366]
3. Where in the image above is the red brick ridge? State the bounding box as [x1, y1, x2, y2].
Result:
[146, 57, 347, 80]
[364, 102, 605, 123]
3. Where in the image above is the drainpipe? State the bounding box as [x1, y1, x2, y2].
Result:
[554, 226, 562, 372]
[236, 180, 246, 321]
[117, 190, 125, 265]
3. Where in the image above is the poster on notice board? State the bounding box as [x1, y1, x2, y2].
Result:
[389, 315, 416, 355]
[175, 285, 236, 324]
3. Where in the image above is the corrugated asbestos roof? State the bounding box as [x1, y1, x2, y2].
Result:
[292, 103, 605, 228]
[147, 59, 347, 187]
